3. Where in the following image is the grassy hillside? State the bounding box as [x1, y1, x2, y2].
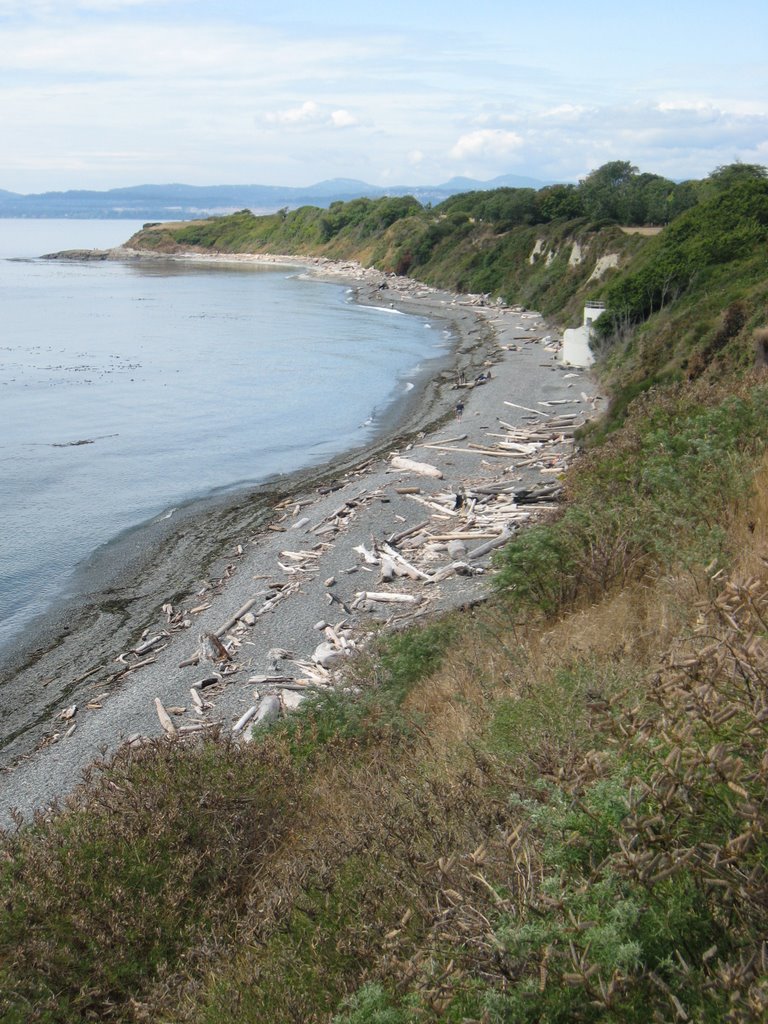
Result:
[129, 203, 646, 324]
[590, 178, 768, 423]
[127, 170, 767, 358]
[3, 167, 768, 1022]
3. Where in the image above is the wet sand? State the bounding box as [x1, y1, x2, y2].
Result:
[0, 253, 596, 826]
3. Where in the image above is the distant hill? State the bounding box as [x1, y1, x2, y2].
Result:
[0, 174, 552, 220]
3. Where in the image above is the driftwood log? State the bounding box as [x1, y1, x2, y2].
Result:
[467, 527, 514, 561]
[242, 694, 280, 741]
[390, 455, 443, 479]
[154, 698, 177, 736]
[354, 591, 420, 605]
[232, 705, 259, 735]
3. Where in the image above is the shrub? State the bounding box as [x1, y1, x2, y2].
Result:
[494, 384, 768, 615]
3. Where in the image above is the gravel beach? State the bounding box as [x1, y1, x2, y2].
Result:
[0, 254, 600, 827]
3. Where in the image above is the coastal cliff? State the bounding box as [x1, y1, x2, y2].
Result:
[2, 167, 768, 1023]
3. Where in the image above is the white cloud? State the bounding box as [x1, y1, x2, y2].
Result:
[499, 100, 768, 183]
[450, 129, 524, 160]
[330, 109, 357, 128]
[264, 101, 358, 130]
[538, 104, 587, 121]
[265, 101, 324, 126]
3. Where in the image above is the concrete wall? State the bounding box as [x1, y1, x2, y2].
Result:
[562, 325, 595, 367]
[562, 302, 605, 367]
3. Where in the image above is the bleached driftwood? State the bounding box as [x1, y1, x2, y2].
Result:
[404, 494, 458, 516]
[214, 595, 264, 638]
[324, 624, 349, 649]
[133, 632, 170, 656]
[467, 528, 514, 561]
[354, 591, 420, 605]
[354, 543, 379, 565]
[431, 531, 503, 541]
[390, 455, 443, 479]
[190, 672, 223, 691]
[379, 553, 397, 581]
[154, 697, 177, 736]
[417, 433, 467, 447]
[380, 543, 432, 581]
[447, 539, 469, 559]
[179, 629, 231, 669]
[387, 518, 431, 545]
[429, 561, 482, 583]
[504, 400, 547, 417]
[290, 660, 332, 685]
[279, 549, 318, 562]
[242, 695, 281, 741]
[280, 690, 309, 711]
[232, 705, 259, 735]
[313, 641, 349, 668]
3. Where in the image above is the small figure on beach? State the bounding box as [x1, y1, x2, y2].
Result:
[455, 401, 464, 421]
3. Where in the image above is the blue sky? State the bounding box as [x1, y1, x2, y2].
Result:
[0, 0, 765, 192]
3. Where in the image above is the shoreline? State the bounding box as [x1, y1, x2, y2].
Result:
[0, 252, 595, 826]
[0, 265, 460, 673]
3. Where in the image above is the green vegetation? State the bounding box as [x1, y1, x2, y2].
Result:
[595, 177, 768, 340]
[3, 163, 768, 1021]
[576, 159, 698, 224]
[494, 384, 768, 614]
[125, 160, 705, 319]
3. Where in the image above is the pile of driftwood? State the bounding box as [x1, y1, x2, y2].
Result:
[142, 623, 350, 747]
[92, 400, 586, 749]
[137, 490, 383, 745]
[407, 405, 582, 487]
[347, 477, 560, 602]
[147, 613, 362, 746]
[149, 667, 330, 746]
[344, 408, 585, 619]
[416, 402, 583, 478]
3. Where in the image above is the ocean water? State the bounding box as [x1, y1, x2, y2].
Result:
[0, 221, 450, 652]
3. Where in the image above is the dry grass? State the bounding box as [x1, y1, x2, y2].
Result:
[729, 454, 768, 577]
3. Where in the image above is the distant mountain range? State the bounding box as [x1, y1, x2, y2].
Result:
[0, 174, 552, 220]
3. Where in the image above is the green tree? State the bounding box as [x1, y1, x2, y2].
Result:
[667, 180, 699, 220]
[578, 160, 638, 221]
[535, 183, 584, 221]
[706, 160, 767, 192]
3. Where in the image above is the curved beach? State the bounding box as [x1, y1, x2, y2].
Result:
[0, 255, 597, 826]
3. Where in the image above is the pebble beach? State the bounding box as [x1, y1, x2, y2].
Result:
[0, 253, 601, 826]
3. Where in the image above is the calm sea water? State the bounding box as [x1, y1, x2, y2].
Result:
[0, 220, 450, 652]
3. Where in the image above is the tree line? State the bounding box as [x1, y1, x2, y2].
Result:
[436, 159, 767, 230]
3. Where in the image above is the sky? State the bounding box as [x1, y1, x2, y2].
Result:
[0, 0, 765, 193]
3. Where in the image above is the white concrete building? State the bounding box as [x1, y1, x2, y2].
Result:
[562, 301, 605, 367]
